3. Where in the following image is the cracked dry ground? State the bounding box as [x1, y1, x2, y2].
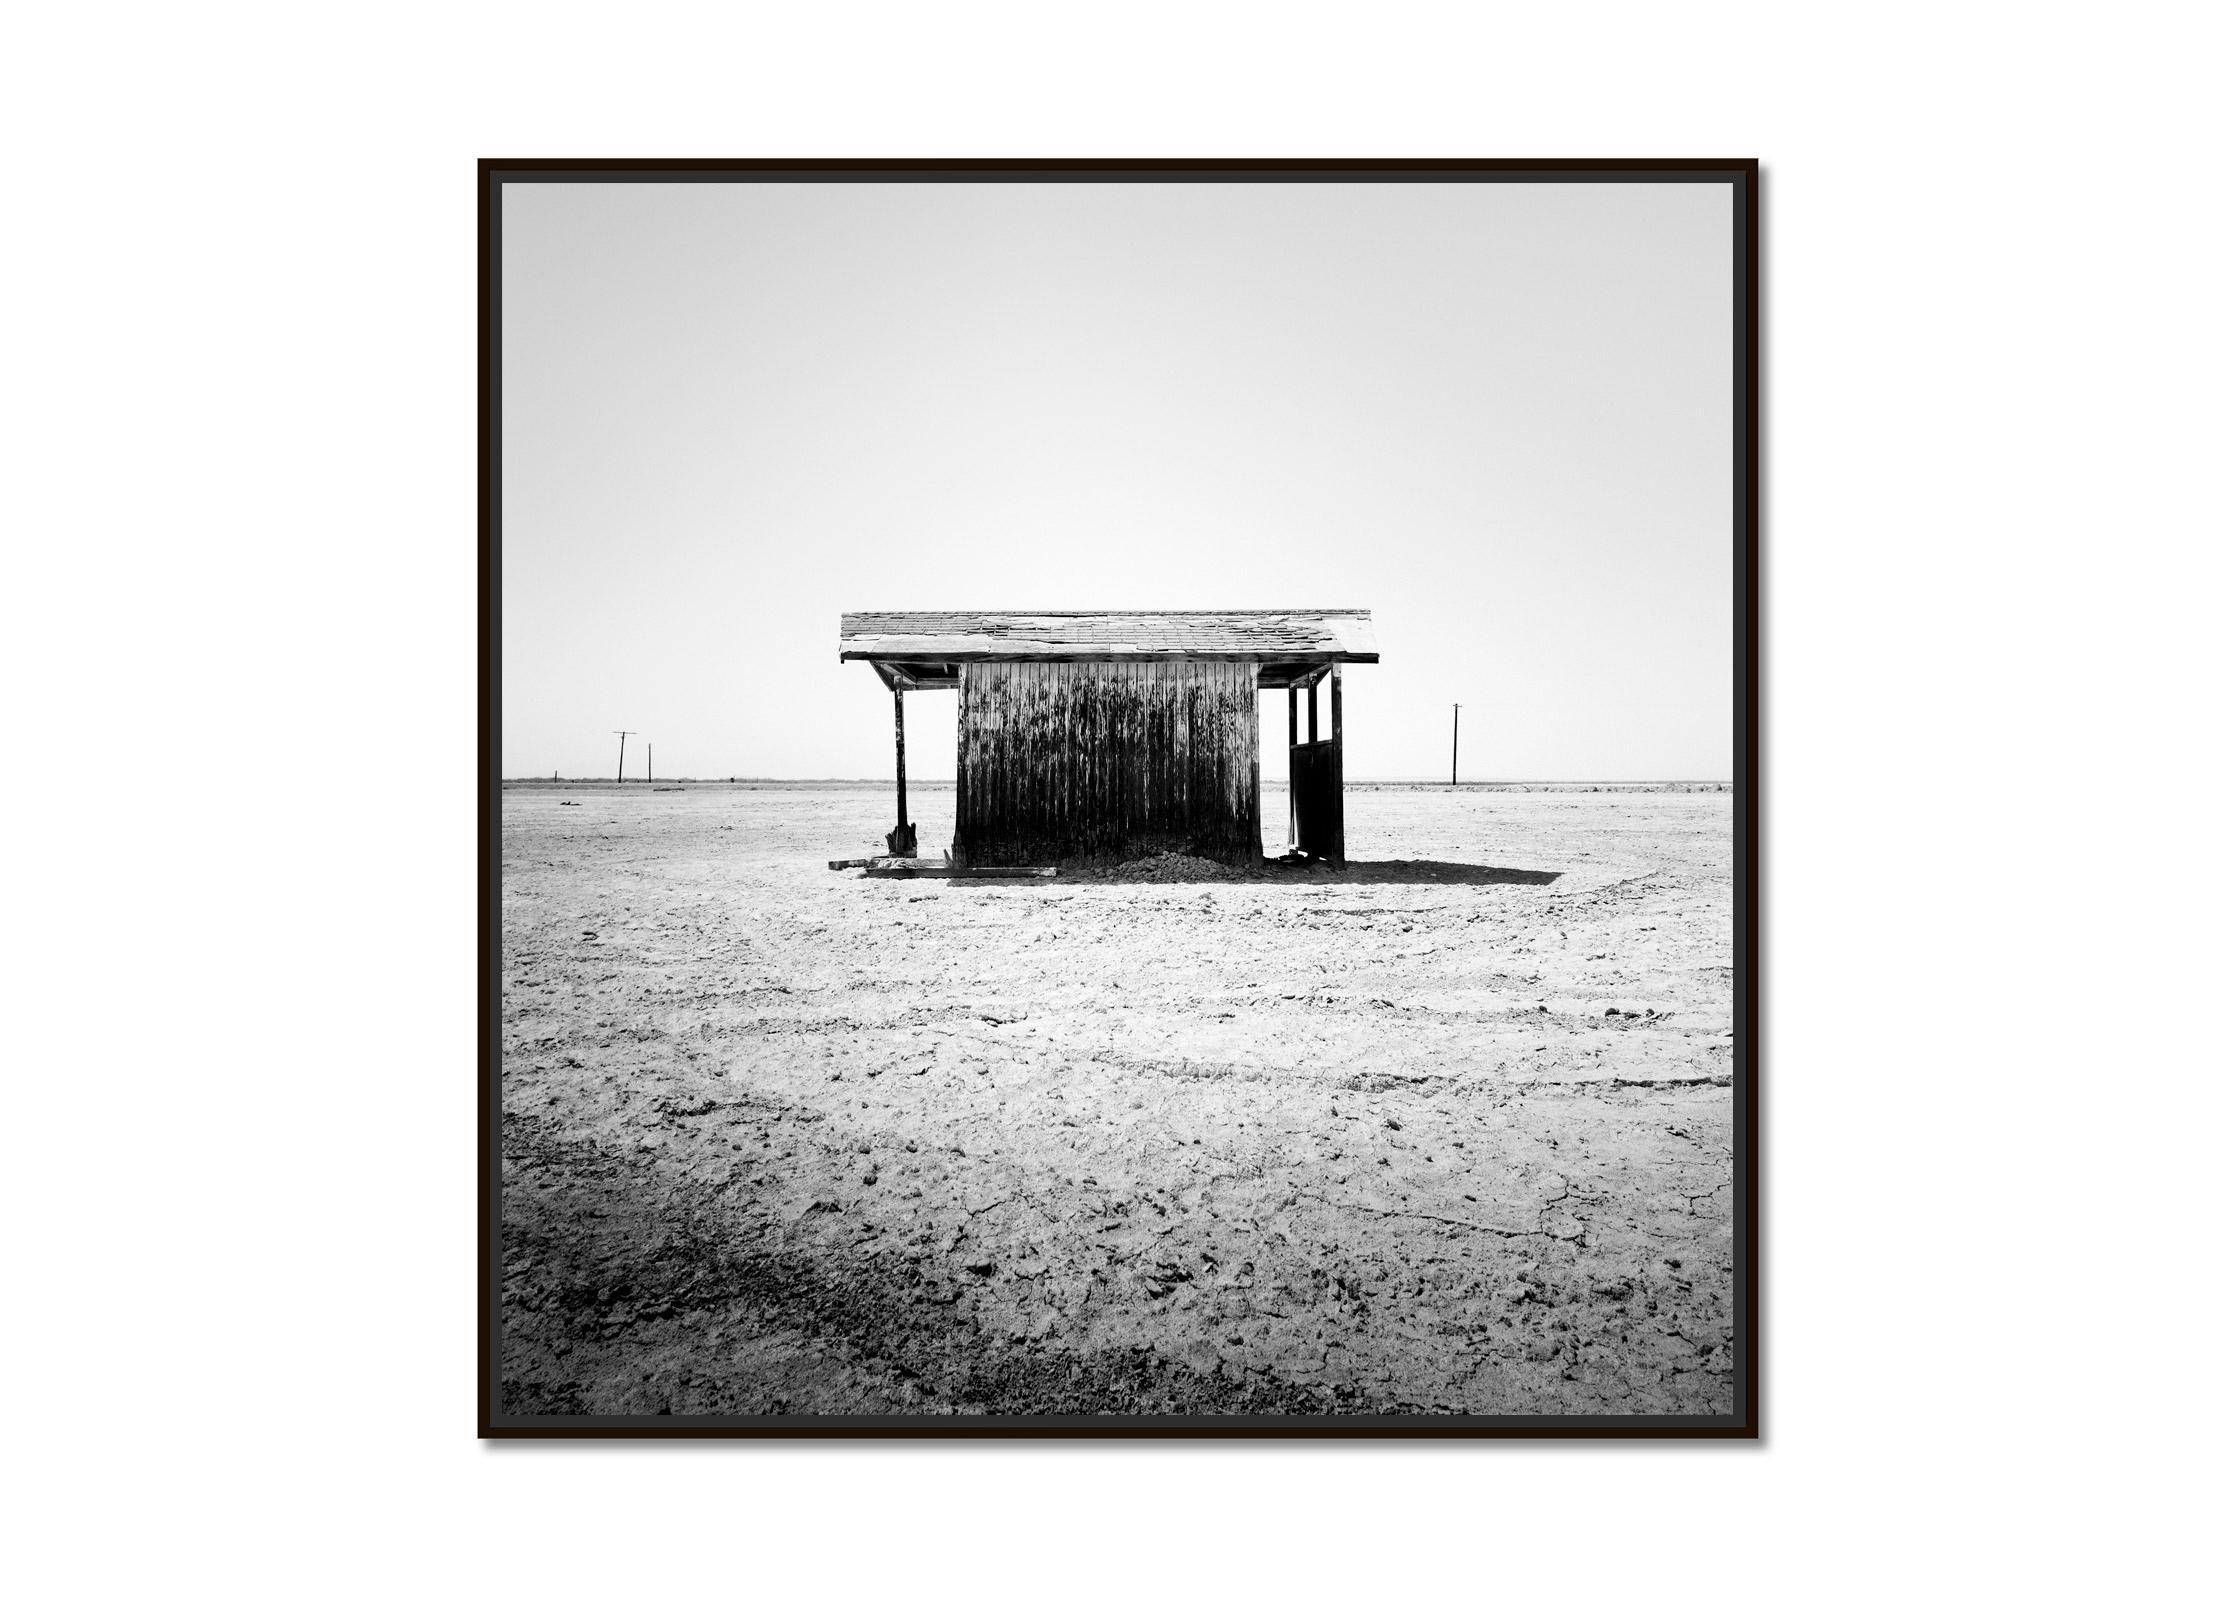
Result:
[499, 783, 1736, 1418]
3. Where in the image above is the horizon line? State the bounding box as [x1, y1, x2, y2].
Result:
[501, 775, 1734, 786]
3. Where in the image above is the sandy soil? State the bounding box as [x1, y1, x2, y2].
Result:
[498, 783, 1735, 1418]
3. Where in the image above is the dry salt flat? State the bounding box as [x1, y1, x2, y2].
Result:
[498, 781, 1736, 1418]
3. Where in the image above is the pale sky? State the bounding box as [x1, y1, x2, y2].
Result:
[500, 177, 1734, 781]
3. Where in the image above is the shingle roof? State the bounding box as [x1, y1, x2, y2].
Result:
[839, 610, 1378, 663]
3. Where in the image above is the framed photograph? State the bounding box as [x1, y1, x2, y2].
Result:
[481, 159, 1758, 1437]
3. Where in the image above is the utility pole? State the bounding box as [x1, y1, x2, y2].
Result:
[1452, 704, 1460, 787]
[613, 731, 635, 783]
[647, 745, 652, 783]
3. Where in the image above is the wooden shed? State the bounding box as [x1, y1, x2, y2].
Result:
[839, 610, 1378, 869]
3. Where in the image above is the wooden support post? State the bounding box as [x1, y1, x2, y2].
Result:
[887, 687, 917, 857]
[1307, 674, 1319, 742]
[1331, 664, 1345, 869]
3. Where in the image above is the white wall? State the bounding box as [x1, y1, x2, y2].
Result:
[5, 4, 2233, 1597]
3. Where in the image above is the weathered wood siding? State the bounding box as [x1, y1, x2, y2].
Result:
[955, 660, 1261, 866]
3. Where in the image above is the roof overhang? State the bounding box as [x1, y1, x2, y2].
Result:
[860, 656, 1359, 691]
[867, 660, 964, 692]
[841, 610, 1378, 691]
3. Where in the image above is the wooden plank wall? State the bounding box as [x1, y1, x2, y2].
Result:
[955, 660, 1261, 866]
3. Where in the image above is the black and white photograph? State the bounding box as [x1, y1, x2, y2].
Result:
[483, 161, 1757, 1434]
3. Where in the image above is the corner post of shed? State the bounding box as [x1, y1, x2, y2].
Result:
[887, 684, 917, 858]
[1330, 663, 1345, 868]
[1286, 684, 1299, 847]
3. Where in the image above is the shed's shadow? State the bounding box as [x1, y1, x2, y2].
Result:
[1294, 859, 1562, 886]
[951, 859, 1563, 889]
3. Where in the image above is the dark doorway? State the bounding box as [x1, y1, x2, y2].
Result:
[1290, 739, 1341, 861]
[1284, 666, 1346, 866]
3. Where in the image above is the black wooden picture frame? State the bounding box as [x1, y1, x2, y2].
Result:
[479, 158, 1759, 1439]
